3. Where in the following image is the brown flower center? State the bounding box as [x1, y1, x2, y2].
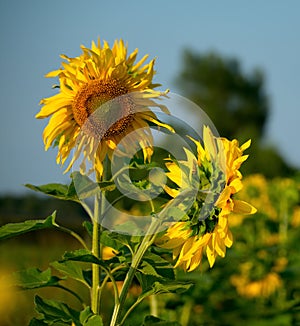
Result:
[72, 79, 134, 139]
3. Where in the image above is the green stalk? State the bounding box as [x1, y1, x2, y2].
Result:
[109, 217, 161, 326]
[54, 225, 89, 250]
[91, 194, 101, 314]
[91, 157, 110, 314]
[149, 295, 158, 317]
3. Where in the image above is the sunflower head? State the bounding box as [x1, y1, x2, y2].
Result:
[36, 38, 171, 175]
[157, 126, 256, 270]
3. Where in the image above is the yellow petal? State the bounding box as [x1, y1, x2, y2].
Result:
[224, 229, 233, 247]
[233, 200, 257, 214]
[241, 139, 251, 151]
[164, 185, 180, 198]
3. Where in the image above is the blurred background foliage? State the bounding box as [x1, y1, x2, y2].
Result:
[1, 49, 299, 325]
[175, 49, 297, 178]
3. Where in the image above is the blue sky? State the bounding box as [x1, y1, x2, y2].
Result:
[0, 0, 299, 194]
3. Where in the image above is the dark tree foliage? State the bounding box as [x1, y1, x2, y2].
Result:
[176, 50, 269, 142]
[175, 49, 295, 177]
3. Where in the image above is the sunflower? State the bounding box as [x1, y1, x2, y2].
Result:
[36, 38, 172, 176]
[157, 126, 256, 270]
[230, 257, 286, 298]
[230, 272, 282, 298]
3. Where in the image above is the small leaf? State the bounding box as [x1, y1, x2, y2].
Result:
[34, 295, 80, 325]
[83, 270, 92, 287]
[11, 267, 62, 290]
[51, 261, 90, 287]
[82, 221, 93, 237]
[80, 306, 93, 324]
[80, 307, 103, 326]
[143, 315, 181, 325]
[0, 213, 57, 240]
[83, 315, 104, 326]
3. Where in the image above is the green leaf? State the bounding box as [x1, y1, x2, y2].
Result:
[25, 182, 79, 202]
[51, 261, 90, 287]
[70, 172, 100, 199]
[82, 221, 93, 237]
[83, 315, 103, 326]
[138, 261, 164, 278]
[79, 306, 93, 324]
[100, 230, 133, 252]
[138, 281, 193, 303]
[34, 295, 80, 325]
[71, 171, 115, 199]
[28, 318, 48, 326]
[10, 267, 62, 290]
[62, 250, 126, 284]
[80, 307, 103, 326]
[143, 252, 175, 279]
[63, 249, 107, 268]
[143, 315, 181, 325]
[0, 213, 57, 240]
[25, 173, 115, 203]
[136, 251, 175, 291]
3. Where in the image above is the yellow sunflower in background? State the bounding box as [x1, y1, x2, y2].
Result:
[36, 38, 172, 176]
[230, 256, 286, 298]
[157, 126, 256, 271]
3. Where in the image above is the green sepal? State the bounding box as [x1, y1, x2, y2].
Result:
[0, 212, 57, 240]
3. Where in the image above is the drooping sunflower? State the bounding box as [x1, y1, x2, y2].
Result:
[36, 38, 172, 176]
[157, 126, 256, 270]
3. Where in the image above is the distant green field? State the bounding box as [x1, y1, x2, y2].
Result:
[0, 231, 88, 326]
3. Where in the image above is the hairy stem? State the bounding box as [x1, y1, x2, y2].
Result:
[91, 195, 101, 314]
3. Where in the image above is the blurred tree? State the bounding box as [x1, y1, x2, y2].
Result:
[175, 50, 295, 177]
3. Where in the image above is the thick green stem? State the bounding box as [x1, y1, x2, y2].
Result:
[91, 157, 110, 315]
[149, 295, 158, 317]
[109, 217, 160, 326]
[91, 195, 101, 314]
